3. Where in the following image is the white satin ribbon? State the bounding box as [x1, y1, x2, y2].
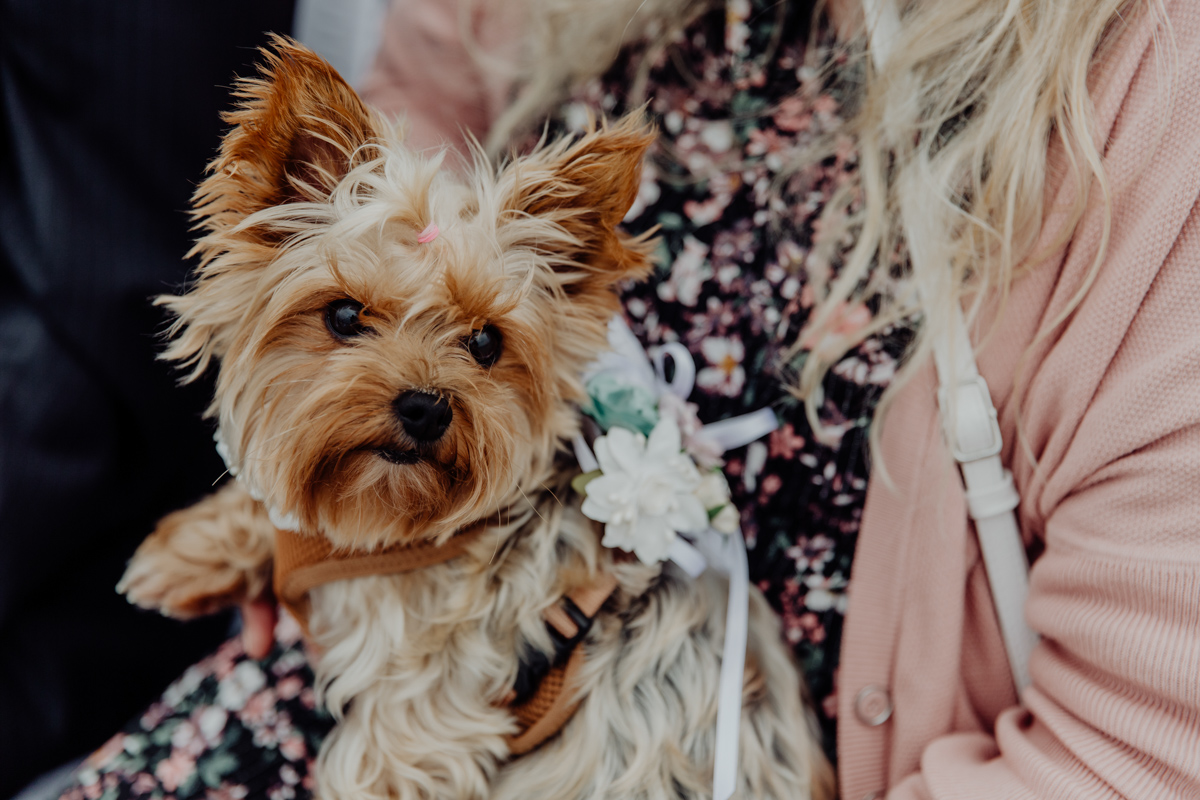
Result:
[579, 314, 777, 800]
[693, 526, 750, 800]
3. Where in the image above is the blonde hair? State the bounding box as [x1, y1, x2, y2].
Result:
[491, 0, 1172, 453]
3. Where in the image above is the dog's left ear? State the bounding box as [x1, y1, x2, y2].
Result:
[193, 35, 381, 242]
[505, 114, 658, 295]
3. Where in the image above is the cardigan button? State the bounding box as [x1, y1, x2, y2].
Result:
[854, 684, 893, 727]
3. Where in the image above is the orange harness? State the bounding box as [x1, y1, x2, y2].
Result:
[273, 526, 618, 755]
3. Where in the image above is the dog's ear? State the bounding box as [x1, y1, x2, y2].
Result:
[162, 37, 380, 381]
[193, 34, 380, 239]
[504, 114, 658, 297]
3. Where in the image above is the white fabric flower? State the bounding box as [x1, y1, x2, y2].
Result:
[581, 418, 710, 564]
[710, 503, 741, 534]
[695, 471, 732, 510]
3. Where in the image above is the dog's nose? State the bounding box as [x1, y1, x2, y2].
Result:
[393, 391, 453, 442]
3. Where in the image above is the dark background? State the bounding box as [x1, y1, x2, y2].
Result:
[0, 1, 295, 794]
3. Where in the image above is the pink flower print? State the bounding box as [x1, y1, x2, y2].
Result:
[683, 173, 739, 226]
[170, 720, 201, 757]
[270, 647, 308, 678]
[86, 733, 126, 768]
[276, 674, 304, 701]
[798, 611, 826, 644]
[238, 687, 279, 727]
[657, 236, 710, 307]
[133, 773, 158, 795]
[280, 734, 308, 762]
[696, 336, 746, 397]
[710, 224, 756, 270]
[760, 474, 782, 498]
[155, 750, 197, 793]
[769, 423, 806, 460]
[799, 301, 873, 359]
[140, 701, 171, 730]
[683, 193, 733, 226]
[746, 127, 792, 160]
[206, 783, 250, 800]
[811, 93, 839, 124]
[773, 95, 813, 133]
[822, 669, 840, 719]
[207, 640, 240, 680]
[267, 785, 296, 800]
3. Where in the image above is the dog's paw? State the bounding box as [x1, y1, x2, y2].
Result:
[118, 483, 276, 618]
[118, 539, 247, 618]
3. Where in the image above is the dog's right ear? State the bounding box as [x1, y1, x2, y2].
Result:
[192, 35, 381, 242]
[161, 37, 380, 382]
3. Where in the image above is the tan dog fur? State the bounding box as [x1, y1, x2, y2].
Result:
[119, 37, 833, 800]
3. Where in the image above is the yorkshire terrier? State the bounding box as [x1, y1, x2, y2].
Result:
[119, 38, 832, 800]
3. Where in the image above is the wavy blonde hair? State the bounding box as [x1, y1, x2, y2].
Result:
[488, 0, 1172, 453]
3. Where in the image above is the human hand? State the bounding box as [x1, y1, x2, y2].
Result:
[240, 596, 279, 659]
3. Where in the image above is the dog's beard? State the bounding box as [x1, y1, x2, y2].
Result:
[224, 359, 535, 550]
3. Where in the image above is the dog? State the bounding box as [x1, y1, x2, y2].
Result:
[119, 37, 833, 800]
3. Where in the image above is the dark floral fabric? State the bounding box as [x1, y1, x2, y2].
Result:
[558, 0, 907, 756]
[64, 1, 906, 795]
[61, 615, 331, 800]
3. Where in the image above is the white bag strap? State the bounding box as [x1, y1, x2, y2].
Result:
[932, 312, 1038, 692]
[863, 0, 1038, 693]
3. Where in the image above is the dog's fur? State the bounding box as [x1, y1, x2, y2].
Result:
[120, 38, 834, 800]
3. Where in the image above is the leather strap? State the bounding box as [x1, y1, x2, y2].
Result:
[273, 525, 487, 634]
[503, 569, 619, 753]
[272, 523, 618, 754]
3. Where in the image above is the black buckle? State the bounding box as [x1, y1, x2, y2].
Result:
[510, 598, 595, 706]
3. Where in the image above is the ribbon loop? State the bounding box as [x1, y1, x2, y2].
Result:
[651, 341, 697, 399]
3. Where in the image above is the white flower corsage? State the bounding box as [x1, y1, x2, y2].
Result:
[579, 417, 732, 564]
[573, 317, 776, 567]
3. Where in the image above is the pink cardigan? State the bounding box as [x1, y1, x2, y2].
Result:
[362, 2, 1200, 797]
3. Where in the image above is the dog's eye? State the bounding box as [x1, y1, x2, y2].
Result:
[466, 325, 503, 367]
[326, 299, 367, 339]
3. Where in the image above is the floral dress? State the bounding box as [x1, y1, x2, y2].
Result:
[563, 0, 908, 756]
[61, 2, 906, 797]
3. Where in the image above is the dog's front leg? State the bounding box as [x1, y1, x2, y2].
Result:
[119, 480, 276, 618]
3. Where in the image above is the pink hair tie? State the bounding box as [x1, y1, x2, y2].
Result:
[417, 223, 440, 244]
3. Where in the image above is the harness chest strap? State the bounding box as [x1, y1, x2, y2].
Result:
[272, 526, 618, 755]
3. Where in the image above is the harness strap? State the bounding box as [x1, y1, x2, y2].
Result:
[273, 524, 487, 635]
[505, 569, 619, 754]
[271, 525, 618, 754]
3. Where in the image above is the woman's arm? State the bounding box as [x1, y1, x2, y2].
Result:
[888, 5, 1200, 793]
